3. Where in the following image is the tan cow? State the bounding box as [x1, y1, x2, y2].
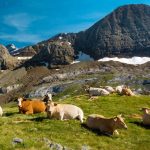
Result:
[17, 97, 46, 114]
[86, 114, 127, 135]
[121, 87, 135, 96]
[141, 108, 150, 125]
[46, 101, 84, 123]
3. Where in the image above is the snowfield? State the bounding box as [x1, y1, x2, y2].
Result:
[98, 57, 150, 65]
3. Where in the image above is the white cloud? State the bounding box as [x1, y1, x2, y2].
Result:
[0, 33, 43, 43]
[3, 13, 42, 31]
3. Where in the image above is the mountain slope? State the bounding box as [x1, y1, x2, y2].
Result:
[75, 4, 150, 59]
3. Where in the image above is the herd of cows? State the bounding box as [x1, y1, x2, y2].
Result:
[0, 85, 149, 136]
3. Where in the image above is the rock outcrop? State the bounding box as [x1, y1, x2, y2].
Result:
[24, 41, 75, 68]
[0, 44, 19, 69]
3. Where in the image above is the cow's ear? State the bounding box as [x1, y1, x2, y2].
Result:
[117, 114, 122, 117]
[54, 103, 57, 106]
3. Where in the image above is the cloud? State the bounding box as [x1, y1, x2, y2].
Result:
[3, 13, 42, 31]
[0, 33, 43, 43]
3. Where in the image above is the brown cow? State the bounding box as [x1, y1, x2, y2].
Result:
[17, 97, 46, 114]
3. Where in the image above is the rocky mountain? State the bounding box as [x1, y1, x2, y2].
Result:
[24, 40, 75, 68]
[14, 4, 150, 67]
[6, 44, 18, 55]
[0, 44, 19, 70]
[75, 4, 150, 59]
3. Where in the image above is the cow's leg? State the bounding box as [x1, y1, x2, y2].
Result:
[59, 112, 64, 121]
[78, 115, 83, 123]
[25, 111, 33, 115]
[25, 108, 33, 115]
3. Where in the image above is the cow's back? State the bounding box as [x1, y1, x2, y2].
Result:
[58, 104, 83, 119]
[86, 114, 106, 129]
[31, 101, 46, 113]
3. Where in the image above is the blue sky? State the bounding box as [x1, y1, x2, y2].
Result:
[0, 0, 150, 48]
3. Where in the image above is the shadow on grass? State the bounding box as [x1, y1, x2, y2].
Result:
[81, 123, 111, 137]
[130, 121, 150, 129]
[5, 112, 19, 116]
[29, 116, 47, 122]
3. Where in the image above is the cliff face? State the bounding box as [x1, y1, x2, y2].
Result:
[75, 4, 150, 59]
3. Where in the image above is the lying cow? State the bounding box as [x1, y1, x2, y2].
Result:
[87, 87, 110, 97]
[121, 87, 135, 96]
[115, 85, 125, 94]
[86, 114, 127, 135]
[0, 106, 3, 116]
[46, 101, 84, 123]
[104, 86, 115, 93]
[18, 97, 46, 114]
[141, 108, 150, 125]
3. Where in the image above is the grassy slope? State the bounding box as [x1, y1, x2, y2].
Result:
[0, 94, 150, 150]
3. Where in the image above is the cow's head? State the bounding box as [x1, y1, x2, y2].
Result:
[140, 107, 150, 114]
[113, 114, 127, 129]
[17, 97, 23, 107]
[46, 101, 57, 115]
[43, 93, 52, 104]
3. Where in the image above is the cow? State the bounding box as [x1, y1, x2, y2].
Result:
[43, 93, 52, 104]
[17, 97, 46, 114]
[0, 106, 3, 116]
[140, 108, 150, 125]
[104, 86, 115, 93]
[121, 87, 135, 96]
[86, 87, 110, 97]
[46, 101, 84, 123]
[86, 114, 127, 135]
[115, 85, 125, 94]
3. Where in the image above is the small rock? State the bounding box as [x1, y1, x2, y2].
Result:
[12, 138, 23, 145]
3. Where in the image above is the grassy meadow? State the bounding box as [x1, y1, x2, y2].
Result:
[0, 93, 150, 150]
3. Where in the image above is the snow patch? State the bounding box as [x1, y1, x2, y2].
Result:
[98, 57, 150, 65]
[17, 56, 32, 60]
[70, 61, 80, 64]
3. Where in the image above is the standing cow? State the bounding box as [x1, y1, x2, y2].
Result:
[46, 101, 84, 123]
[86, 114, 127, 135]
[17, 97, 46, 114]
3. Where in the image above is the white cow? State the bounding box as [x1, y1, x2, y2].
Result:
[0, 106, 3, 116]
[88, 87, 110, 97]
[86, 114, 127, 135]
[46, 102, 84, 123]
[115, 85, 125, 94]
[104, 86, 115, 93]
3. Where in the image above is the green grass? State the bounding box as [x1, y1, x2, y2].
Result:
[0, 95, 150, 150]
